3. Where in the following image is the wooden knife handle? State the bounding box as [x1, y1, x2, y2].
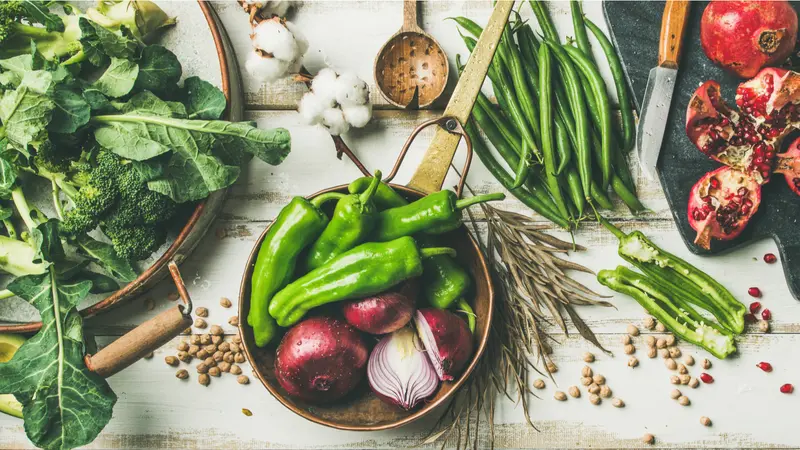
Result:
[657, 0, 691, 69]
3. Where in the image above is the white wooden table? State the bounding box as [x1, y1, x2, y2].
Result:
[2, 1, 798, 448]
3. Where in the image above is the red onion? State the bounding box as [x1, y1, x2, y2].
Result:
[342, 281, 418, 335]
[274, 316, 368, 404]
[414, 308, 473, 381]
[367, 327, 439, 410]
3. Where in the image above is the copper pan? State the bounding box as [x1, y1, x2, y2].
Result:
[0, 2, 236, 333]
[238, 117, 495, 430]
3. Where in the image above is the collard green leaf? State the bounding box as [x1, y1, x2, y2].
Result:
[0, 203, 11, 221]
[0, 156, 17, 199]
[119, 91, 186, 117]
[182, 76, 225, 120]
[81, 270, 120, 294]
[48, 86, 90, 133]
[0, 85, 55, 150]
[146, 148, 240, 202]
[76, 236, 137, 283]
[0, 270, 116, 450]
[21, 1, 65, 32]
[134, 45, 182, 94]
[82, 89, 114, 113]
[93, 122, 170, 161]
[78, 18, 140, 67]
[91, 58, 139, 98]
[0, 55, 34, 87]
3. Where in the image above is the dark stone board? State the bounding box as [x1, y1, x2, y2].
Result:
[603, 1, 800, 300]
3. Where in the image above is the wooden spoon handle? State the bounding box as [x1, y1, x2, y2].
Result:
[657, 0, 691, 69]
[402, 0, 420, 32]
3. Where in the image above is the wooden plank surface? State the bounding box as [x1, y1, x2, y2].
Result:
[1, 1, 797, 449]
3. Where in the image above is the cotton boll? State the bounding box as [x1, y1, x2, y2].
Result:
[311, 68, 339, 106]
[334, 72, 369, 107]
[298, 92, 326, 125]
[342, 103, 372, 128]
[322, 107, 350, 136]
[285, 21, 309, 58]
[265, 0, 291, 18]
[245, 52, 291, 83]
[251, 19, 298, 62]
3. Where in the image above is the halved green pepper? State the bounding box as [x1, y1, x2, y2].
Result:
[304, 172, 382, 271]
[598, 266, 736, 359]
[269, 236, 456, 327]
[248, 192, 343, 347]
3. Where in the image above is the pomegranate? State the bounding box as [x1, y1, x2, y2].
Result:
[342, 281, 418, 335]
[700, 1, 798, 78]
[688, 166, 762, 249]
[274, 316, 369, 404]
[775, 136, 800, 196]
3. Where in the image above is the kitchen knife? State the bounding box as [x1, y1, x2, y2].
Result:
[407, 0, 513, 194]
[636, 0, 691, 180]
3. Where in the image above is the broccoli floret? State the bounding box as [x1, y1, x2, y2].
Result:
[60, 208, 99, 236]
[0, 2, 26, 43]
[115, 169, 176, 226]
[33, 139, 83, 174]
[102, 222, 166, 261]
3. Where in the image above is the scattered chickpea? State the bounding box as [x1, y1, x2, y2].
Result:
[194, 318, 207, 329]
[218, 342, 231, 353]
[232, 335, 242, 344]
[220, 297, 232, 308]
[670, 389, 682, 399]
[621, 335, 632, 345]
[679, 374, 691, 385]
[204, 357, 216, 367]
[177, 341, 189, 352]
[670, 376, 681, 385]
[204, 344, 217, 354]
[647, 347, 657, 359]
[664, 358, 677, 371]
[678, 364, 688, 375]
[224, 352, 235, 363]
[175, 369, 189, 379]
[627, 324, 640, 336]
[702, 359, 712, 370]
[655, 322, 667, 332]
[237, 375, 250, 385]
[581, 377, 593, 386]
[593, 374, 606, 385]
[196, 307, 209, 318]
[656, 338, 667, 349]
[628, 357, 639, 368]
[588, 383, 601, 395]
[198, 373, 210, 386]
[228, 316, 239, 326]
[589, 394, 601, 405]
[546, 361, 558, 373]
[177, 351, 192, 363]
[200, 334, 212, 345]
[182, 327, 191, 335]
[196, 363, 209, 374]
[165, 356, 179, 366]
[669, 347, 682, 358]
[230, 343, 241, 353]
[678, 395, 690, 406]
[689, 377, 700, 388]
[210, 325, 224, 336]
[212, 335, 223, 345]
[533, 379, 545, 389]
[188, 345, 200, 356]
[213, 351, 224, 362]
[189, 334, 200, 345]
[665, 334, 676, 347]
[554, 391, 567, 401]
[624, 344, 635, 355]
[568, 386, 581, 398]
[599, 385, 612, 398]
[218, 361, 231, 373]
[230, 364, 243, 375]
[209, 366, 221, 377]
[684, 355, 695, 366]
[659, 348, 670, 359]
[144, 352, 154, 359]
[234, 353, 246, 364]
[700, 416, 712, 427]
[196, 349, 209, 360]
[582, 366, 593, 378]
[759, 320, 770, 333]
[643, 433, 655, 445]
[645, 335, 656, 347]
[643, 316, 656, 330]
[612, 398, 625, 408]
[583, 352, 595, 363]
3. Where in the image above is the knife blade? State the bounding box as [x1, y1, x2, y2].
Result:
[407, 0, 513, 194]
[637, 0, 690, 180]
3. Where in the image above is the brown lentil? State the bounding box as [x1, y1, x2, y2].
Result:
[665, 334, 676, 346]
[242, 408, 252, 416]
[689, 377, 700, 388]
[581, 366, 593, 378]
[196, 363, 209, 374]
[213, 351, 224, 362]
[200, 334, 212, 345]
[643, 316, 656, 330]
[218, 361, 231, 373]
[679, 374, 691, 385]
[144, 352, 154, 359]
[759, 320, 770, 333]
[669, 347, 682, 358]
[655, 322, 666, 332]
[656, 338, 667, 349]
[212, 335, 223, 345]
[218, 342, 231, 352]
[659, 348, 670, 359]
[177, 341, 189, 352]
[593, 374, 606, 385]
[188, 345, 200, 356]
[196, 349, 209, 360]
[177, 351, 192, 363]
[189, 334, 201, 345]
[599, 385, 612, 398]
[678, 364, 688, 374]
[645, 335, 656, 347]
[165, 356, 179, 366]
[210, 324, 224, 336]
[621, 335, 632, 345]
[670, 375, 681, 385]
[234, 353, 246, 364]
[228, 316, 239, 326]
[546, 361, 558, 373]
[588, 383, 601, 394]
[647, 347, 657, 359]
[204, 344, 217, 354]
[230, 343, 241, 353]
[232, 335, 242, 344]
[204, 357, 216, 367]
[643, 433, 655, 445]
[224, 352, 234, 363]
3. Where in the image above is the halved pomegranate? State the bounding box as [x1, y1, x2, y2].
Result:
[688, 166, 762, 249]
[775, 136, 800, 196]
[686, 68, 800, 183]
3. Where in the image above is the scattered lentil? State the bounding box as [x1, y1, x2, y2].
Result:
[204, 357, 216, 367]
[188, 345, 200, 356]
[177, 351, 192, 363]
[583, 352, 595, 363]
[678, 364, 688, 374]
[680, 374, 691, 385]
[204, 344, 217, 354]
[628, 357, 639, 368]
[554, 391, 567, 401]
[235, 353, 246, 364]
[219, 361, 231, 373]
[678, 395, 690, 406]
[200, 334, 212, 345]
[220, 297, 232, 308]
[670, 376, 680, 385]
[196, 307, 209, 318]
[237, 375, 250, 385]
[196, 349, 209, 360]
[612, 398, 625, 408]
[219, 342, 231, 353]
[196, 363, 209, 374]
[232, 335, 242, 344]
[189, 335, 201, 345]
[533, 379, 545, 389]
[230, 343, 241, 353]
[213, 351, 224, 362]
[175, 369, 189, 379]
[568, 386, 581, 398]
[224, 352, 235, 363]
[210, 325, 224, 336]
[198, 373, 210, 386]
[589, 394, 601, 405]
[645, 335, 656, 347]
[669, 347, 682, 358]
[627, 324, 640, 336]
[659, 348, 670, 359]
[665, 334, 676, 346]
[212, 335, 223, 345]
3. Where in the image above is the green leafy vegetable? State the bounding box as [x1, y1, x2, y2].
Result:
[134, 44, 181, 93]
[91, 57, 139, 98]
[20, 1, 64, 33]
[78, 17, 140, 66]
[48, 86, 90, 133]
[0, 83, 55, 150]
[183, 76, 225, 120]
[76, 235, 137, 282]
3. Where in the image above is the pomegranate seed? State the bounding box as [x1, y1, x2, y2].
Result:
[709, 177, 720, 189]
[756, 362, 773, 372]
[780, 383, 794, 394]
[764, 253, 777, 264]
[762, 309, 772, 320]
[748, 287, 762, 298]
[700, 373, 714, 384]
[745, 313, 757, 323]
[749, 302, 762, 314]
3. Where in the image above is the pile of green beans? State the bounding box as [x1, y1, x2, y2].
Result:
[452, 0, 644, 230]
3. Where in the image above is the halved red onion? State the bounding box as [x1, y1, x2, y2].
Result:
[367, 327, 439, 410]
[414, 308, 473, 381]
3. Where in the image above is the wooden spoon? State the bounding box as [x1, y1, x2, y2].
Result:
[374, 0, 449, 109]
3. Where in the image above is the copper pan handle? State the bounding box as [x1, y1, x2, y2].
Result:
[85, 262, 193, 378]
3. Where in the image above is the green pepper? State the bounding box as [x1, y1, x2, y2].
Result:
[598, 266, 736, 359]
[456, 298, 476, 334]
[248, 192, 343, 347]
[268, 236, 456, 327]
[305, 172, 382, 271]
[373, 190, 505, 241]
[348, 177, 408, 209]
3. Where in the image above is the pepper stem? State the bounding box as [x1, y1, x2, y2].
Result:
[420, 247, 457, 259]
[358, 170, 383, 204]
[456, 298, 476, 333]
[590, 202, 626, 240]
[455, 192, 506, 210]
[310, 192, 345, 208]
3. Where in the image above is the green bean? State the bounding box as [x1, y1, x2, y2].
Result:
[565, 167, 585, 217]
[590, 180, 614, 210]
[563, 45, 613, 191]
[613, 144, 637, 194]
[611, 174, 647, 214]
[585, 18, 636, 152]
[512, 141, 533, 189]
[529, 1, 559, 43]
[546, 41, 591, 200]
[537, 44, 569, 218]
[570, 1, 594, 63]
[502, 27, 542, 147]
[475, 91, 521, 151]
[554, 112, 572, 174]
[466, 121, 571, 229]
